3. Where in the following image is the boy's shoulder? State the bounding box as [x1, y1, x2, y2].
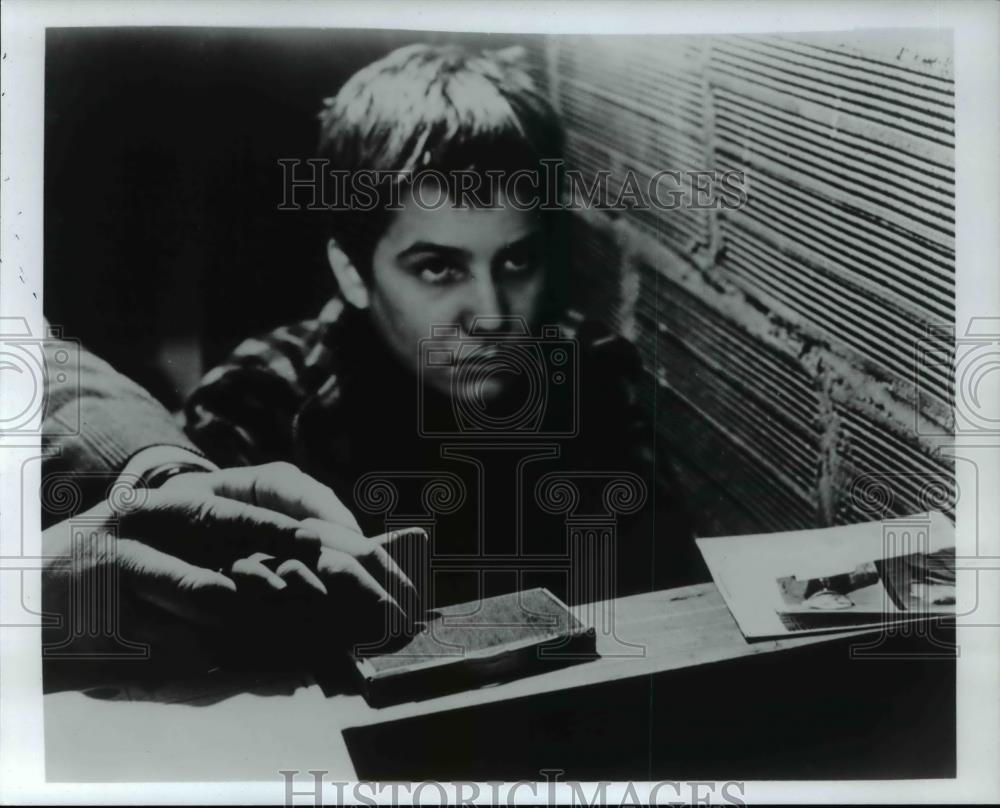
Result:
[185, 298, 357, 464]
[203, 298, 351, 389]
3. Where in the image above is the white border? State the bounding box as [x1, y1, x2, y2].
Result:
[2, 0, 998, 804]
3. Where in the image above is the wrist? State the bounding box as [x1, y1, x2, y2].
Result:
[120, 446, 217, 490]
[137, 461, 214, 490]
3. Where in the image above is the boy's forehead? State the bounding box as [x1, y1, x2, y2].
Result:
[378, 187, 541, 254]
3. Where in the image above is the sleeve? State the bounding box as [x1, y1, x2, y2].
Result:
[43, 340, 200, 475]
[41, 338, 205, 525]
[183, 325, 316, 468]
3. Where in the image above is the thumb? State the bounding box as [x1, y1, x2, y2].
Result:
[117, 538, 237, 629]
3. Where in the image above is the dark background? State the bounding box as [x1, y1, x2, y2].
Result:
[44, 27, 539, 409]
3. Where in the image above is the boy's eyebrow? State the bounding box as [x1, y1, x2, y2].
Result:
[396, 241, 473, 261]
[499, 231, 542, 252]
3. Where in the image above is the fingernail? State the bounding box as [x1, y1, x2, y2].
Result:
[394, 527, 427, 540]
[406, 581, 422, 609]
[269, 577, 288, 591]
[210, 573, 238, 593]
[306, 577, 328, 597]
[295, 527, 323, 543]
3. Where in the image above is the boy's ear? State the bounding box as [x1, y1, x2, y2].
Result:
[326, 239, 369, 309]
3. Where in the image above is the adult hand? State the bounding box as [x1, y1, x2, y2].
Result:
[158, 461, 425, 619]
[41, 509, 238, 665]
[161, 459, 363, 534]
[41, 461, 425, 666]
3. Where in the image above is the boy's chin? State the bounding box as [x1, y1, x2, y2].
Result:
[455, 376, 507, 403]
[425, 366, 519, 407]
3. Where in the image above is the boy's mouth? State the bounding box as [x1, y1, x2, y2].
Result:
[452, 345, 523, 388]
[422, 340, 535, 407]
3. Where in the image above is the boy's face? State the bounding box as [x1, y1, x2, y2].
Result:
[366, 186, 549, 402]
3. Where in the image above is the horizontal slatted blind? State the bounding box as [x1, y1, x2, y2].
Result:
[541, 31, 955, 534]
[549, 37, 712, 260]
[711, 32, 955, 414]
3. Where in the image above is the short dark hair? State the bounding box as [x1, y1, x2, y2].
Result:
[317, 43, 565, 279]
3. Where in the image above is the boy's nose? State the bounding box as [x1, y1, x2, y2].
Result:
[460, 276, 507, 333]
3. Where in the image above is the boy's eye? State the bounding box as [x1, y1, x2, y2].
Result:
[499, 250, 537, 276]
[417, 261, 465, 285]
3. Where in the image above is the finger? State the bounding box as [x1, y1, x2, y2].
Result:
[313, 549, 410, 644]
[371, 526, 429, 556]
[202, 462, 362, 533]
[371, 527, 429, 613]
[120, 491, 324, 567]
[314, 550, 400, 609]
[230, 556, 289, 592]
[302, 518, 420, 615]
[117, 538, 237, 629]
[275, 558, 328, 598]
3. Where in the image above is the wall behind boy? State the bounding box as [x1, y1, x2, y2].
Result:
[540, 32, 956, 538]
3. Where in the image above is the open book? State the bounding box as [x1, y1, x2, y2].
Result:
[695, 512, 955, 639]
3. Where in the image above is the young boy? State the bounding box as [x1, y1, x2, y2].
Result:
[184, 43, 704, 613]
